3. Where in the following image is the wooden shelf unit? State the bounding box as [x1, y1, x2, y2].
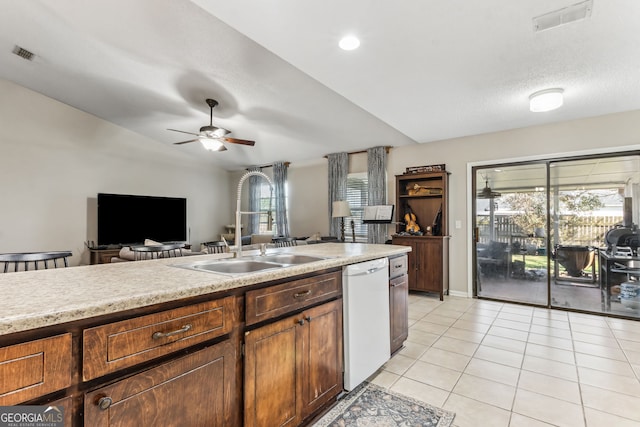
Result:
[392, 171, 449, 300]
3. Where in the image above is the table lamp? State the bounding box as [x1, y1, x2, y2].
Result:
[332, 200, 352, 242]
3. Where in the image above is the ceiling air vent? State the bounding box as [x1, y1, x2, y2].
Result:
[533, 0, 593, 32]
[12, 45, 35, 61]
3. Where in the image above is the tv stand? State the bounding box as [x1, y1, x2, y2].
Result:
[89, 248, 121, 265]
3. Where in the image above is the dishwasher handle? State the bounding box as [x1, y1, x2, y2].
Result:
[347, 265, 387, 277]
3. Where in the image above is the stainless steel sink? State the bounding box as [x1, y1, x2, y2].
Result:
[189, 260, 282, 275]
[172, 253, 327, 276]
[245, 254, 327, 265]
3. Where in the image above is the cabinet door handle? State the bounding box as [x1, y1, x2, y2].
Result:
[297, 318, 305, 325]
[152, 323, 193, 340]
[96, 396, 113, 410]
[293, 290, 311, 298]
[305, 316, 312, 322]
[391, 282, 405, 287]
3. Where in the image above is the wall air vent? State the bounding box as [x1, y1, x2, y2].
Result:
[533, 0, 593, 32]
[12, 45, 35, 61]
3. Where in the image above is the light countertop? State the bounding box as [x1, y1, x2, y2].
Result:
[0, 243, 410, 336]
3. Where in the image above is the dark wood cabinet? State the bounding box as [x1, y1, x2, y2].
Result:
[389, 274, 408, 354]
[393, 171, 449, 300]
[2, 268, 347, 427]
[389, 254, 409, 355]
[244, 299, 343, 427]
[393, 236, 449, 300]
[0, 333, 72, 405]
[84, 341, 236, 427]
[89, 248, 121, 264]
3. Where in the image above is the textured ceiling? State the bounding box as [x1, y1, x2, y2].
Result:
[1, 0, 639, 170]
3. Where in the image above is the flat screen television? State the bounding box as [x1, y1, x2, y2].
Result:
[97, 193, 187, 246]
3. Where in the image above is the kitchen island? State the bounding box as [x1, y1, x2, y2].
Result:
[0, 243, 410, 426]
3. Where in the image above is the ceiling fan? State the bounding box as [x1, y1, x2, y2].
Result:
[168, 99, 255, 152]
[477, 178, 501, 199]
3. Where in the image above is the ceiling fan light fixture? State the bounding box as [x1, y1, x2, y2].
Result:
[199, 137, 224, 151]
[213, 127, 230, 138]
[529, 88, 564, 112]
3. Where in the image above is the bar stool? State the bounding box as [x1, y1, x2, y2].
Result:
[0, 251, 73, 273]
[129, 243, 185, 261]
[203, 241, 228, 254]
[273, 237, 297, 248]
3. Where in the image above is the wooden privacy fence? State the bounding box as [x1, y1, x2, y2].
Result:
[478, 215, 622, 247]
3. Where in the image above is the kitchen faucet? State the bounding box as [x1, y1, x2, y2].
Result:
[235, 170, 274, 258]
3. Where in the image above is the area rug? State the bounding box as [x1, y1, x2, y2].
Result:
[312, 382, 455, 427]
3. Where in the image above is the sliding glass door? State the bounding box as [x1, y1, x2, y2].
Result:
[549, 155, 639, 316]
[474, 163, 548, 305]
[473, 152, 640, 318]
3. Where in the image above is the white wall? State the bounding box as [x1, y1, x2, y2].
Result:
[286, 110, 640, 296]
[0, 79, 232, 265]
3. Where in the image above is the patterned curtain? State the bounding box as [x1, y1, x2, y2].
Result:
[273, 161, 290, 237]
[327, 152, 348, 238]
[247, 166, 261, 236]
[367, 146, 388, 244]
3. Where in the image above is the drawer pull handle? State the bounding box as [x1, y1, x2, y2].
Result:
[97, 396, 113, 410]
[152, 324, 193, 340]
[293, 290, 311, 298]
[394, 264, 403, 268]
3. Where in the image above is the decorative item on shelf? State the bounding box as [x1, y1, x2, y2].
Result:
[407, 184, 443, 196]
[405, 164, 446, 174]
[403, 206, 422, 235]
[425, 225, 433, 236]
[332, 200, 352, 242]
[432, 204, 443, 236]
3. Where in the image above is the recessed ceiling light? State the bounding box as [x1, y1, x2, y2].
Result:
[339, 35, 360, 51]
[529, 88, 564, 112]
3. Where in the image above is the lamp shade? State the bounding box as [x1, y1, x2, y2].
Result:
[332, 200, 352, 218]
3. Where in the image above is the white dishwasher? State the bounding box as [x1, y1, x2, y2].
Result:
[342, 257, 390, 391]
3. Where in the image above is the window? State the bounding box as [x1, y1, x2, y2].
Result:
[346, 173, 368, 241]
[257, 181, 289, 235]
[257, 182, 274, 234]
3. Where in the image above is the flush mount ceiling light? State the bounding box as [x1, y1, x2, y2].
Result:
[339, 35, 360, 51]
[529, 88, 564, 112]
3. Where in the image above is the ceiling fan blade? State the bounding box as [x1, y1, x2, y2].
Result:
[222, 137, 256, 146]
[173, 139, 199, 145]
[167, 128, 199, 136]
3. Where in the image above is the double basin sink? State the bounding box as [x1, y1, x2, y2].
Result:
[173, 254, 327, 276]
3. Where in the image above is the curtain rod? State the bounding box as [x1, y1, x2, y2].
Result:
[323, 146, 392, 158]
[246, 161, 291, 170]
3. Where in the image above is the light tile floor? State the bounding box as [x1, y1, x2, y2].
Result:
[369, 294, 640, 427]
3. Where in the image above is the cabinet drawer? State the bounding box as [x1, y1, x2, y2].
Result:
[390, 274, 408, 289]
[85, 341, 236, 426]
[83, 296, 234, 381]
[389, 255, 408, 277]
[245, 271, 341, 325]
[0, 333, 72, 405]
